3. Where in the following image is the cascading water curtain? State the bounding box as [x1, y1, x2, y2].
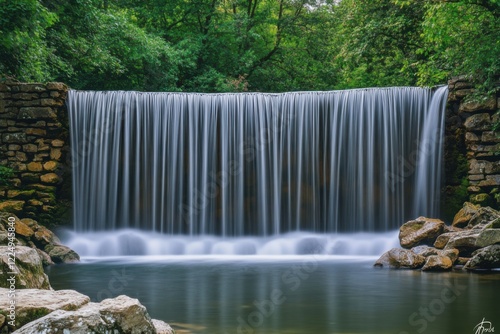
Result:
[67, 86, 448, 235]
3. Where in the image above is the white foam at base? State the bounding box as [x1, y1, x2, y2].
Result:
[60, 230, 400, 257]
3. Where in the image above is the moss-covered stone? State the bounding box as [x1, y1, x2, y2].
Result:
[0, 200, 24, 212]
[6, 189, 36, 200]
[0, 246, 51, 290]
[470, 193, 493, 207]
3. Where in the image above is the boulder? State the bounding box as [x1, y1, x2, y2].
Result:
[0, 288, 90, 329]
[45, 244, 80, 263]
[441, 248, 460, 263]
[374, 248, 425, 269]
[33, 225, 61, 249]
[0, 213, 79, 265]
[467, 206, 500, 228]
[484, 218, 500, 229]
[12, 219, 35, 238]
[0, 246, 51, 290]
[98, 295, 156, 333]
[434, 232, 456, 249]
[411, 245, 459, 263]
[444, 231, 480, 256]
[475, 229, 500, 248]
[35, 248, 55, 266]
[443, 225, 464, 233]
[411, 245, 439, 257]
[152, 319, 175, 334]
[422, 255, 453, 271]
[399, 217, 445, 248]
[464, 244, 500, 270]
[15, 295, 157, 334]
[452, 202, 479, 227]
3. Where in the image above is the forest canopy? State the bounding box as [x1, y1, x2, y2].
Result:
[0, 0, 498, 92]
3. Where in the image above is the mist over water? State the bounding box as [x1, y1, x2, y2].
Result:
[60, 230, 400, 257]
[67, 86, 448, 236]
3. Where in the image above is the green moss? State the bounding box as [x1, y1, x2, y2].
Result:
[0, 165, 14, 186]
[470, 193, 493, 207]
[21, 309, 51, 327]
[441, 178, 470, 223]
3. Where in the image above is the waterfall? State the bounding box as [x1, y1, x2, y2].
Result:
[67, 86, 448, 236]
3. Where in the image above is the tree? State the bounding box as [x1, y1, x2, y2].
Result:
[0, 0, 56, 81]
[331, 0, 426, 88]
[114, 0, 340, 91]
[414, 0, 500, 92]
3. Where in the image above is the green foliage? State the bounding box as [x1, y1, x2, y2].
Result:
[332, 0, 425, 89]
[0, 0, 56, 81]
[0, 165, 14, 186]
[401, 0, 500, 94]
[0, 0, 498, 92]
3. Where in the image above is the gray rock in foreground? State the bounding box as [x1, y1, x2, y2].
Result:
[13, 295, 175, 334]
[0, 288, 90, 329]
[0, 246, 51, 290]
[464, 244, 500, 270]
[152, 319, 176, 334]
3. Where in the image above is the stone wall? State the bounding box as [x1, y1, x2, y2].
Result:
[447, 78, 500, 210]
[0, 82, 71, 225]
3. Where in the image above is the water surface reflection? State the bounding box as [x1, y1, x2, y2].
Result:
[46, 257, 500, 333]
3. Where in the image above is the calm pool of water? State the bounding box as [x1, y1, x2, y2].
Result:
[46, 256, 500, 334]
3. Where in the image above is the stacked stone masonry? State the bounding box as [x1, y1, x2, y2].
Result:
[0, 82, 69, 222]
[448, 78, 500, 206]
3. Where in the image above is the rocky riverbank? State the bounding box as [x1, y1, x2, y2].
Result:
[0, 213, 175, 333]
[375, 202, 500, 271]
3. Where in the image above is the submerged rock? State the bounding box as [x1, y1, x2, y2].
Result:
[399, 217, 445, 248]
[374, 248, 425, 269]
[0, 246, 51, 290]
[464, 244, 500, 270]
